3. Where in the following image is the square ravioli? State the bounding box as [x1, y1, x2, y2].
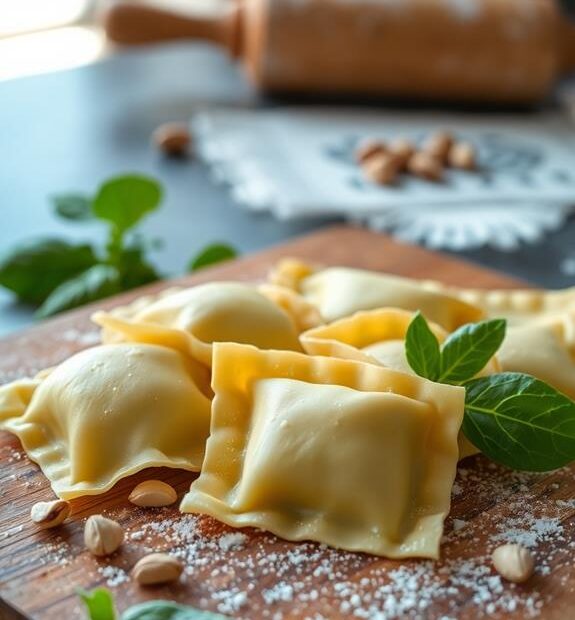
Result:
[269, 259, 484, 329]
[300, 307, 448, 374]
[92, 282, 313, 368]
[181, 343, 465, 559]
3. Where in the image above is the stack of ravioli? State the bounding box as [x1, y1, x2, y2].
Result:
[1, 260, 574, 560]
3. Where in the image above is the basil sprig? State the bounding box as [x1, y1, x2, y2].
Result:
[405, 312, 505, 384]
[79, 588, 229, 620]
[0, 174, 239, 318]
[405, 313, 441, 381]
[188, 243, 238, 272]
[122, 601, 229, 620]
[78, 588, 116, 620]
[463, 373, 575, 472]
[405, 313, 575, 472]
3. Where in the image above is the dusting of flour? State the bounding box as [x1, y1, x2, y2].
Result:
[23, 457, 575, 619]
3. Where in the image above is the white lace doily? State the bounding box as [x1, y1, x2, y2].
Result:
[193, 106, 575, 251]
[360, 203, 570, 251]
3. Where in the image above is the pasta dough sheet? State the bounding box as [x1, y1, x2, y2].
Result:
[181, 343, 464, 559]
[300, 308, 486, 459]
[0, 344, 211, 499]
[269, 259, 484, 329]
[93, 282, 314, 368]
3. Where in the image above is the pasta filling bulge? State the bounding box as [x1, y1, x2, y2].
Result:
[0, 344, 211, 499]
[93, 282, 310, 368]
[181, 343, 465, 559]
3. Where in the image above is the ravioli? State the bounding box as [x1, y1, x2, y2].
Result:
[498, 313, 575, 400]
[93, 282, 306, 367]
[300, 308, 487, 459]
[181, 343, 464, 559]
[269, 259, 484, 328]
[300, 308, 448, 373]
[422, 281, 575, 326]
[421, 282, 575, 398]
[0, 344, 211, 499]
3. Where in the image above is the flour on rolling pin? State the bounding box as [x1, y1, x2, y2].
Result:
[192, 105, 575, 250]
[104, 0, 575, 103]
[245, 0, 557, 102]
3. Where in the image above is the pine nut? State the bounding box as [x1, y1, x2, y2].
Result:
[84, 515, 124, 556]
[492, 544, 535, 583]
[30, 500, 70, 528]
[129, 480, 178, 507]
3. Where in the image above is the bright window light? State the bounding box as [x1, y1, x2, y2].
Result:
[0, 26, 105, 80]
[0, 0, 91, 37]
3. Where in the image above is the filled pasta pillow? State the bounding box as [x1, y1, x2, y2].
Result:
[269, 259, 484, 329]
[300, 308, 448, 373]
[300, 308, 492, 460]
[181, 343, 464, 559]
[422, 281, 575, 326]
[93, 282, 309, 367]
[0, 344, 211, 499]
[422, 281, 575, 398]
[498, 313, 575, 400]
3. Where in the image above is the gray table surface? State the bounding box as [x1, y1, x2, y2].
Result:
[1, 43, 574, 338]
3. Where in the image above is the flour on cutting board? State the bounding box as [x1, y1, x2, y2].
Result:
[24, 456, 575, 619]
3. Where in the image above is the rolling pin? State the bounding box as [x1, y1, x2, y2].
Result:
[103, 0, 575, 103]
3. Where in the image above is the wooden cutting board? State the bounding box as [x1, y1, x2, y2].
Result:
[1, 225, 574, 620]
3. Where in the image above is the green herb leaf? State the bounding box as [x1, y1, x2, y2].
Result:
[36, 264, 121, 318]
[188, 243, 238, 272]
[405, 312, 441, 381]
[121, 600, 229, 620]
[52, 194, 94, 221]
[93, 175, 162, 234]
[78, 588, 116, 620]
[463, 372, 575, 472]
[438, 319, 506, 384]
[0, 239, 97, 304]
[118, 244, 161, 290]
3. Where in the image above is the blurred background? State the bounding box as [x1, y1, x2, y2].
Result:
[1, 0, 575, 336]
[0, 0, 104, 80]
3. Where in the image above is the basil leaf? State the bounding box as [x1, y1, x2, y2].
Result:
[52, 194, 94, 221]
[93, 175, 162, 234]
[118, 245, 161, 290]
[0, 239, 97, 304]
[36, 264, 121, 318]
[405, 312, 440, 381]
[188, 243, 238, 272]
[121, 601, 228, 620]
[78, 588, 116, 620]
[463, 372, 575, 472]
[438, 319, 506, 384]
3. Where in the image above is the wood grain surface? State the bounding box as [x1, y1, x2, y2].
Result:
[1, 225, 573, 620]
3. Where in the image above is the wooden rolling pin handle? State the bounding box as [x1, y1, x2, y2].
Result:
[560, 18, 575, 73]
[102, 2, 241, 55]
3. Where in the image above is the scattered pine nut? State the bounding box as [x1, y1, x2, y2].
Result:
[132, 553, 184, 586]
[407, 151, 444, 182]
[355, 139, 386, 164]
[492, 544, 535, 583]
[388, 138, 416, 170]
[448, 141, 476, 170]
[84, 515, 124, 557]
[152, 122, 191, 157]
[30, 500, 70, 529]
[422, 130, 454, 163]
[363, 153, 399, 186]
[129, 480, 178, 507]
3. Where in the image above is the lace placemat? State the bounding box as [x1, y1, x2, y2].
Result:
[193, 106, 575, 250]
